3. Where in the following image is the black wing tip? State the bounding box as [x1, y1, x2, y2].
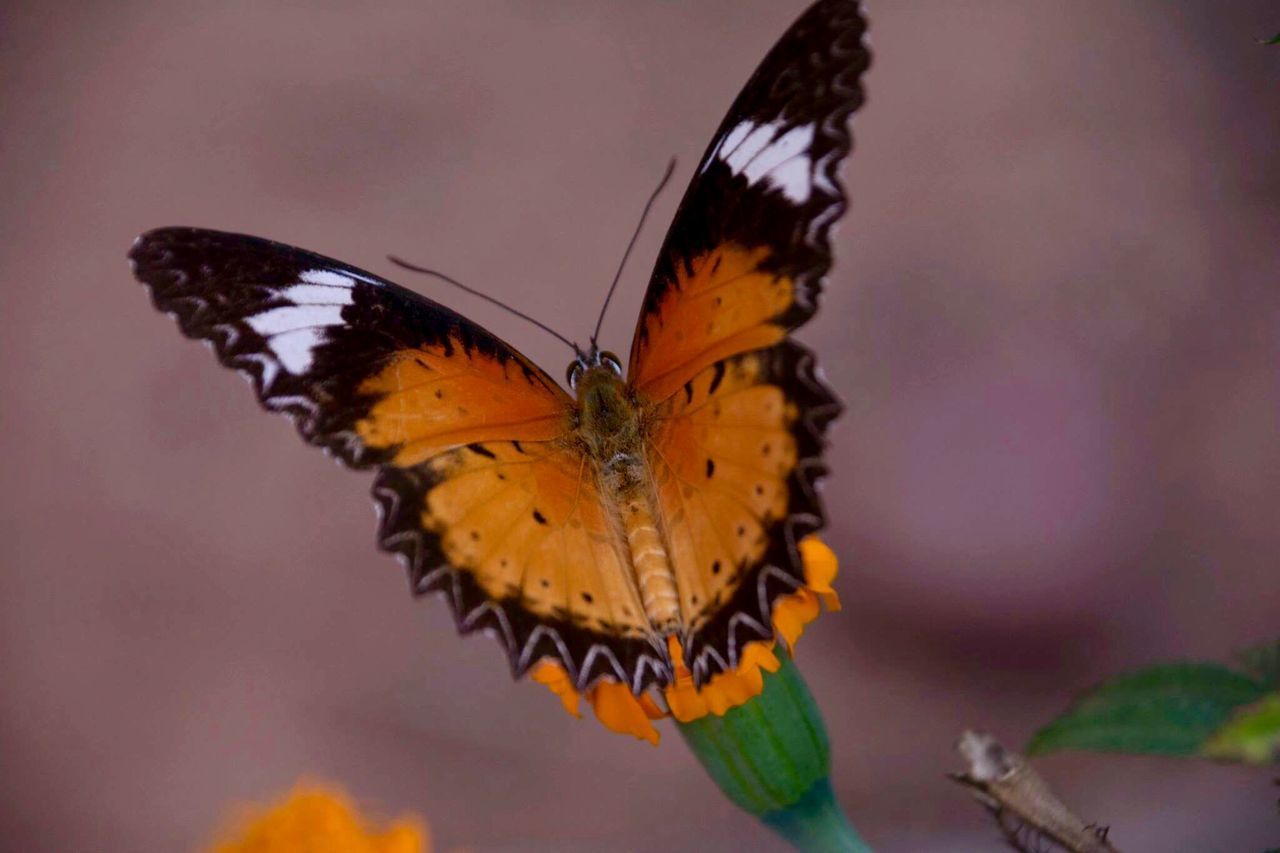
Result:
[128, 227, 313, 273]
[128, 226, 223, 284]
[129, 225, 203, 255]
[127, 227, 170, 273]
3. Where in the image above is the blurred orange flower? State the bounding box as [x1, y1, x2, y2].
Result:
[208, 782, 429, 853]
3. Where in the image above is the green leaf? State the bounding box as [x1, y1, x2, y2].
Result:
[1263, 33, 1280, 45]
[1028, 663, 1268, 757]
[1235, 638, 1280, 687]
[1202, 693, 1280, 765]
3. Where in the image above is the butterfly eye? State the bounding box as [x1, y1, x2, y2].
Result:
[600, 351, 623, 375]
[566, 360, 585, 390]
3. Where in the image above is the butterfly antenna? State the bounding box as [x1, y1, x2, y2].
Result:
[590, 156, 678, 346]
[386, 256, 580, 355]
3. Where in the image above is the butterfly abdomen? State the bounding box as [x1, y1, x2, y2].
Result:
[575, 366, 683, 635]
[620, 495, 681, 633]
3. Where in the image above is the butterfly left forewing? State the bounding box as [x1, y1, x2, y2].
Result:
[629, 0, 870, 684]
[131, 227, 665, 691]
[130, 227, 569, 467]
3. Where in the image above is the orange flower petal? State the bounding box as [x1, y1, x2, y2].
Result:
[531, 660, 582, 719]
[664, 635, 705, 722]
[741, 640, 782, 675]
[665, 679, 708, 723]
[663, 636, 781, 722]
[799, 536, 839, 596]
[587, 679, 662, 745]
[637, 691, 667, 721]
[536, 659, 664, 741]
[669, 634, 692, 676]
[772, 587, 822, 650]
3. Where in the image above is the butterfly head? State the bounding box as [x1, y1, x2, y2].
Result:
[568, 345, 633, 449]
[566, 345, 623, 393]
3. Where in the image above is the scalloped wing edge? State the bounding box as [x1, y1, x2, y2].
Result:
[682, 340, 841, 686]
[372, 464, 674, 695]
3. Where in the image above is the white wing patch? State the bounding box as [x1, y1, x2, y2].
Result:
[246, 305, 346, 336]
[299, 268, 359, 287]
[244, 268, 357, 377]
[707, 119, 816, 203]
[723, 122, 779, 173]
[265, 327, 327, 374]
[281, 284, 346, 305]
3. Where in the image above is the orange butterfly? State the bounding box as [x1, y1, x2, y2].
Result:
[130, 0, 869, 730]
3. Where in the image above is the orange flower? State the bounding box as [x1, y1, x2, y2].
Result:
[532, 660, 666, 744]
[530, 660, 582, 719]
[664, 636, 782, 723]
[589, 679, 667, 745]
[799, 536, 841, 611]
[533, 535, 840, 743]
[208, 782, 428, 853]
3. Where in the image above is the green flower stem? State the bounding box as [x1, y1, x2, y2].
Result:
[762, 778, 869, 853]
[677, 656, 872, 852]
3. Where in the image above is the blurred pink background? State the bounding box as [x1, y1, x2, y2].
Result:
[2, 2, 1277, 850]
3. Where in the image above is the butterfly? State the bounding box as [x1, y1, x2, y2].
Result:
[129, 0, 870, 700]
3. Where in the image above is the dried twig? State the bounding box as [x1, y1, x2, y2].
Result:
[950, 730, 1120, 853]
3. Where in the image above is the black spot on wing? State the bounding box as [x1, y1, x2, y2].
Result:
[708, 361, 727, 396]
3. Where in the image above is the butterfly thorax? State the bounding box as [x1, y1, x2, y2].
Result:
[575, 367, 641, 469]
[574, 366, 682, 634]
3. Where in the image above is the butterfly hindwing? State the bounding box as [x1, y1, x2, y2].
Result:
[631, 0, 869, 682]
[376, 444, 669, 692]
[647, 343, 839, 683]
